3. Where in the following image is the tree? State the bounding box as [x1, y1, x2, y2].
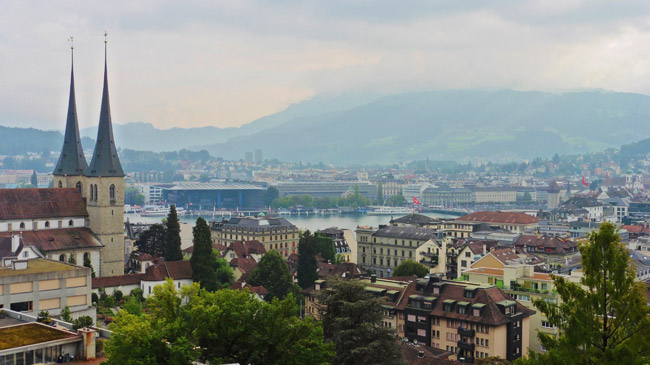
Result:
[392, 260, 429, 278]
[387, 190, 406, 206]
[376, 181, 384, 205]
[30, 170, 38, 187]
[83, 254, 96, 278]
[165, 205, 183, 262]
[60, 306, 72, 322]
[314, 235, 336, 263]
[212, 253, 234, 289]
[263, 186, 279, 207]
[124, 186, 145, 206]
[135, 224, 167, 258]
[105, 280, 333, 364]
[123, 295, 143, 316]
[248, 250, 299, 302]
[519, 222, 650, 364]
[318, 279, 405, 365]
[67, 252, 76, 265]
[113, 290, 124, 303]
[72, 316, 94, 330]
[190, 217, 219, 291]
[297, 230, 319, 289]
[37, 311, 51, 323]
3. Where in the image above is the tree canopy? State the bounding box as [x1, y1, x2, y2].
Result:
[263, 186, 279, 207]
[104, 279, 334, 364]
[318, 279, 405, 365]
[190, 217, 219, 291]
[164, 205, 183, 262]
[124, 186, 145, 206]
[518, 222, 650, 364]
[297, 230, 319, 289]
[392, 260, 429, 278]
[248, 250, 300, 302]
[134, 224, 166, 258]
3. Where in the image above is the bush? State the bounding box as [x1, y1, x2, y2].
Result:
[36, 311, 51, 323]
[102, 296, 116, 308]
[60, 306, 72, 322]
[130, 288, 144, 302]
[113, 290, 123, 303]
[72, 315, 94, 330]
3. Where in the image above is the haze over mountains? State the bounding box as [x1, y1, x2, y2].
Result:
[4, 89, 650, 165]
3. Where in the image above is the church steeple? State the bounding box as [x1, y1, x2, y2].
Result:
[86, 32, 124, 177]
[54, 37, 88, 176]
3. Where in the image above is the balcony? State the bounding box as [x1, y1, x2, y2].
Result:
[457, 327, 475, 337]
[457, 341, 475, 352]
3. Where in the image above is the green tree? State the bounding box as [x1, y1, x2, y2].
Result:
[83, 254, 96, 278]
[318, 279, 405, 365]
[60, 306, 72, 322]
[123, 295, 143, 316]
[30, 170, 38, 187]
[165, 205, 183, 262]
[190, 217, 219, 291]
[376, 181, 384, 205]
[113, 290, 123, 303]
[67, 252, 76, 265]
[124, 186, 145, 206]
[392, 259, 429, 278]
[105, 280, 333, 364]
[518, 222, 650, 364]
[135, 224, 166, 258]
[314, 235, 336, 263]
[72, 316, 94, 330]
[387, 190, 406, 206]
[36, 311, 51, 323]
[248, 250, 299, 302]
[297, 230, 319, 289]
[212, 253, 234, 289]
[263, 186, 279, 207]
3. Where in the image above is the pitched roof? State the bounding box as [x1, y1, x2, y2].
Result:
[464, 240, 499, 255]
[91, 260, 192, 288]
[515, 235, 578, 254]
[53, 52, 88, 176]
[0, 188, 87, 220]
[373, 226, 438, 241]
[456, 211, 539, 225]
[490, 248, 521, 265]
[0, 228, 102, 253]
[229, 257, 258, 275]
[390, 213, 439, 226]
[86, 48, 124, 177]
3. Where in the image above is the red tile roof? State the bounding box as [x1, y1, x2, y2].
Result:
[231, 280, 267, 296]
[515, 235, 577, 254]
[0, 188, 87, 220]
[91, 260, 192, 289]
[229, 257, 258, 275]
[456, 211, 539, 225]
[0, 228, 102, 253]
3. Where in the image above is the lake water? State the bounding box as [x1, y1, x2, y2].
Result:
[125, 212, 456, 233]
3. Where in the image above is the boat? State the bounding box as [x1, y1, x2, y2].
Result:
[367, 206, 415, 215]
[141, 206, 187, 217]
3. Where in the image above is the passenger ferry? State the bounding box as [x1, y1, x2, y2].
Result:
[367, 206, 415, 215]
[141, 206, 187, 217]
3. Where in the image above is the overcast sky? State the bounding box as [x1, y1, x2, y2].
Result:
[2, 0, 650, 131]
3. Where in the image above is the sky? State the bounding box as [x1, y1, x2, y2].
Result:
[3, 0, 650, 131]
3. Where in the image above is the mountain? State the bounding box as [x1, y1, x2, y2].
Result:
[80, 122, 240, 152]
[195, 89, 650, 165]
[0, 126, 94, 156]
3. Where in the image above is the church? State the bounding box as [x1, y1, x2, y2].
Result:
[0, 39, 125, 277]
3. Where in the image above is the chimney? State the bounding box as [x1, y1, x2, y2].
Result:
[371, 274, 377, 283]
[11, 234, 20, 253]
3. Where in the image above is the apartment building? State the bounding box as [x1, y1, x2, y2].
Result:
[454, 211, 540, 234]
[397, 276, 534, 363]
[0, 258, 93, 318]
[356, 225, 440, 278]
[211, 216, 300, 258]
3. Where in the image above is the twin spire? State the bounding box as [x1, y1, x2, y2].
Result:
[53, 34, 124, 178]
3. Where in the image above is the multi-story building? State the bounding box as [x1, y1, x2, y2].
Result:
[210, 216, 300, 258]
[316, 227, 357, 263]
[456, 240, 500, 279]
[132, 183, 164, 204]
[463, 264, 559, 353]
[422, 186, 473, 207]
[454, 211, 540, 234]
[513, 235, 579, 267]
[274, 181, 377, 200]
[397, 275, 534, 363]
[356, 225, 439, 278]
[472, 187, 517, 204]
[0, 257, 94, 318]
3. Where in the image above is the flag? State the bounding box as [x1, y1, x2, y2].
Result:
[582, 176, 589, 187]
[413, 197, 420, 205]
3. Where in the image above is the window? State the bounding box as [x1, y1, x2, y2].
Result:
[69, 220, 74, 227]
[44, 221, 50, 228]
[457, 305, 467, 314]
[19, 222, 25, 229]
[465, 251, 471, 257]
[541, 321, 554, 329]
[59, 254, 65, 262]
[76, 181, 82, 194]
[84, 252, 90, 263]
[58, 181, 63, 188]
[518, 295, 530, 302]
[23, 251, 28, 258]
[461, 260, 467, 268]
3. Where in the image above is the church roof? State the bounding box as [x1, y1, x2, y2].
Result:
[0, 188, 88, 220]
[53, 49, 88, 176]
[0, 228, 102, 254]
[86, 43, 124, 177]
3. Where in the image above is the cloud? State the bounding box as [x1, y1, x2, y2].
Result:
[2, 0, 650, 130]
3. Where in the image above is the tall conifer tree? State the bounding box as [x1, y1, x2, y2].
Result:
[190, 217, 218, 291]
[165, 205, 183, 261]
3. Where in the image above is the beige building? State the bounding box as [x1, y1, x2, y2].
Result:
[211, 217, 300, 258]
[454, 211, 540, 234]
[0, 258, 94, 318]
[356, 225, 439, 278]
[473, 188, 517, 204]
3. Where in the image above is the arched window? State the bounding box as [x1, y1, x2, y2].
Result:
[58, 181, 63, 188]
[109, 184, 116, 201]
[59, 254, 65, 262]
[94, 185, 98, 201]
[83, 252, 90, 263]
[68, 220, 74, 227]
[19, 222, 25, 229]
[90, 184, 94, 201]
[76, 181, 82, 194]
[44, 221, 50, 228]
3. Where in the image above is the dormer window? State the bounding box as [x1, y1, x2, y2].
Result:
[44, 221, 50, 228]
[19, 222, 25, 229]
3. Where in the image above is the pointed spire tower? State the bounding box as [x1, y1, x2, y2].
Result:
[54, 37, 88, 176]
[85, 32, 126, 277]
[86, 32, 124, 177]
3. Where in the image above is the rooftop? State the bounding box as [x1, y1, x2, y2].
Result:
[372, 225, 438, 241]
[166, 182, 265, 191]
[0, 188, 87, 221]
[456, 211, 539, 225]
[0, 323, 78, 350]
[0, 258, 81, 278]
